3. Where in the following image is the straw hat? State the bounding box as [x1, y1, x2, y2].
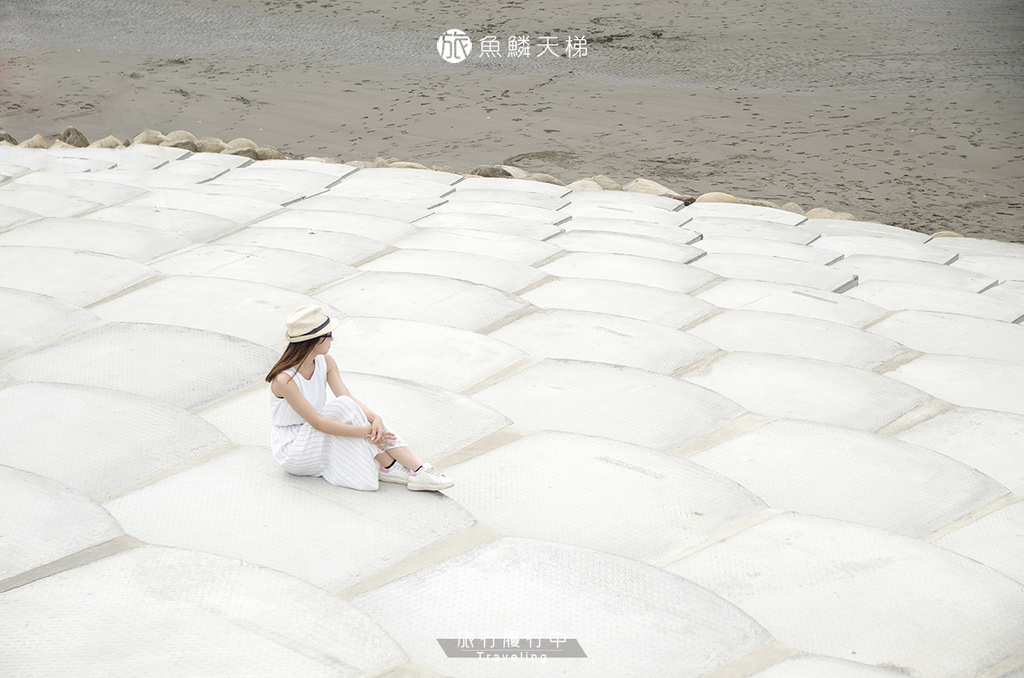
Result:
[284, 305, 339, 343]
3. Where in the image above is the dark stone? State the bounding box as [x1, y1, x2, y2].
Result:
[58, 126, 89, 148]
[472, 165, 513, 178]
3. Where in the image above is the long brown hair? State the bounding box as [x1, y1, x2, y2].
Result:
[265, 336, 324, 383]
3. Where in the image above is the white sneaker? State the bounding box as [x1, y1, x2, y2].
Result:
[378, 461, 410, 485]
[407, 463, 454, 491]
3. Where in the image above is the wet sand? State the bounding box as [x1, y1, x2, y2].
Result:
[1, 0, 1022, 241]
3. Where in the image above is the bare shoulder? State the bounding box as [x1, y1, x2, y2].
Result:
[270, 371, 295, 398]
[325, 354, 340, 372]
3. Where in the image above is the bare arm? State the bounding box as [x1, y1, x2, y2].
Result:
[272, 372, 370, 438]
[325, 355, 380, 422]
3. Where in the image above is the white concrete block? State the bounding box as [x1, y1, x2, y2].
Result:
[688, 310, 905, 369]
[0, 217, 190, 262]
[3, 323, 275, 411]
[560, 202, 691, 227]
[412, 212, 563, 240]
[683, 352, 930, 431]
[886, 354, 1024, 416]
[0, 466, 123, 579]
[353, 537, 773, 678]
[558, 216, 702, 246]
[0, 246, 154, 306]
[212, 163, 347, 189]
[685, 217, 820, 244]
[254, 208, 416, 241]
[804, 218, 931, 242]
[361, 249, 546, 293]
[540, 252, 718, 293]
[187, 181, 317, 206]
[691, 253, 857, 292]
[566, 189, 684, 210]
[0, 288, 98, 360]
[951, 255, 1024, 281]
[473, 359, 745, 452]
[490, 309, 718, 373]
[316, 271, 527, 331]
[432, 200, 569, 225]
[679, 203, 807, 225]
[935, 501, 1024, 585]
[867, 310, 1024, 365]
[323, 178, 454, 202]
[546, 230, 704, 263]
[522, 277, 716, 328]
[845, 280, 1024, 323]
[830, 254, 998, 292]
[894, 408, 1024, 495]
[984, 280, 1024, 309]
[444, 188, 570, 210]
[667, 513, 1024, 678]
[130, 189, 281, 224]
[692, 419, 1007, 537]
[12, 172, 149, 206]
[256, 158, 358, 178]
[925, 236, 1024, 258]
[104, 447, 475, 593]
[0, 204, 38, 229]
[91, 276, 337, 347]
[215, 227, 387, 265]
[812, 235, 958, 264]
[345, 167, 463, 185]
[445, 431, 766, 562]
[752, 655, 923, 677]
[695, 280, 888, 328]
[89, 205, 240, 241]
[0, 546, 407, 676]
[452, 176, 571, 196]
[391, 227, 561, 264]
[0, 184, 101, 217]
[330, 317, 526, 392]
[152, 244, 356, 294]
[0, 383, 227, 499]
[694, 235, 842, 265]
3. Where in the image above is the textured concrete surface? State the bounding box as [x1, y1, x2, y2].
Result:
[2, 146, 1023, 677]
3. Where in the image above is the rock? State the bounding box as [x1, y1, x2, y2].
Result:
[805, 207, 836, 219]
[256, 146, 285, 160]
[0, 140, 14, 147]
[386, 157, 401, 164]
[832, 212, 858, 221]
[372, 157, 390, 168]
[195, 138, 227, 153]
[18, 134, 48, 149]
[0, 130, 19, 145]
[672, 195, 697, 205]
[133, 129, 166, 145]
[623, 177, 683, 198]
[89, 135, 124, 149]
[432, 165, 456, 173]
[745, 198, 781, 209]
[931, 230, 965, 238]
[304, 156, 340, 164]
[389, 161, 429, 170]
[165, 130, 198, 144]
[567, 179, 603, 191]
[781, 202, 805, 215]
[472, 165, 513, 178]
[161, 139, 198, 152]
[590, 175, 622, 191]
[344, 160, 371, 168]
[527, 173, 566, 186]
[695, 191, 741, 204]
[226, 137, 258, 150]
[221, 146, 259, 160]
[57, 126, 89, 147]
[500, 165, 530, 179]
[49, 139, 77, 149]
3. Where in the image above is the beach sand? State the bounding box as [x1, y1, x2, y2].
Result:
[1, 0, 1022, 241]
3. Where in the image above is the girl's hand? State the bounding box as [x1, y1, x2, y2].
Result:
[367, 417, 395, 445]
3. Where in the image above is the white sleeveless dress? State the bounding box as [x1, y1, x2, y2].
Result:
[270, 354, 406, 491]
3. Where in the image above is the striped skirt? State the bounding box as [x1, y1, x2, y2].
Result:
[271, 396, 406, 491]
